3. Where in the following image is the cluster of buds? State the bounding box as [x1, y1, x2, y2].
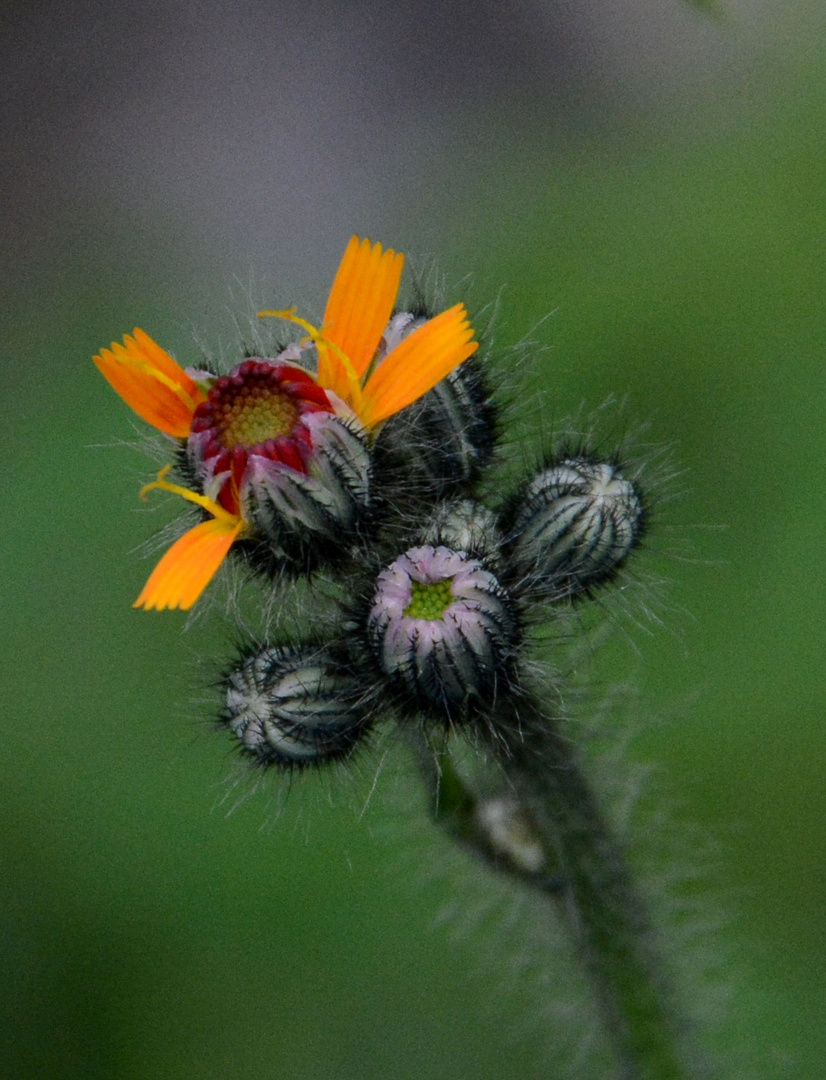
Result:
[95, 236, 647, 770]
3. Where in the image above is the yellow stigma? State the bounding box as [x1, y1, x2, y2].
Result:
[139, 466, 242, 526]
[257, 307, 365, 414]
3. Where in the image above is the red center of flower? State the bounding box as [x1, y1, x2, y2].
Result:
[189, 359, 335, 511]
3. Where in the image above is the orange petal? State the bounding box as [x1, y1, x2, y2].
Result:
[94, 329, 206, 438]
[359, 303, 479, 427]
[319, 236, 404, 396]
[134, 516, 244, 611]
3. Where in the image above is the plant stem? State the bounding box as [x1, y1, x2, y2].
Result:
[477, 694, 711, 1080]
[409, 728, 563, 894]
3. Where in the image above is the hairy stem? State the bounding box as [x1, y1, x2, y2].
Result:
[476, 694, 711, 1080]
[409, 728, 563, 894]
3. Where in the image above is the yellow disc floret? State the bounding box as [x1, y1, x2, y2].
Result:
[404, 578, 454, 621]
[216, 383, 300, 449]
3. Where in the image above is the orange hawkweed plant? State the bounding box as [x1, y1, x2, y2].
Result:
[94, 236, 478, 610]
[94, 236, 714, 1080]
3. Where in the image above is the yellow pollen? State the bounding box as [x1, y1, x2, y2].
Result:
[216, 384, 300, 449]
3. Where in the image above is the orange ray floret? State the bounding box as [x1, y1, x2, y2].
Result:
[134, 468, 246, 611]
[319, 236, 404, 396]
[133, 517, 244, 611]
[259, 238, 479, 432]
[359, 303, 479, 427]
[94, 328, 206, 438]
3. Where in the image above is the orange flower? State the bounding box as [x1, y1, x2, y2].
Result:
[95, 236, 479, 611]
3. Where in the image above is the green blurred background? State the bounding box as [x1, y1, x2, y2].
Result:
[2, 1, 824, 1076]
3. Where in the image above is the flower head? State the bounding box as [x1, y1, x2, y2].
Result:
[505, 457, 645, 599]
[187, 358, 338, 514]
[367, 544, 519, 719]
[223, 644, 371, 769]
[94, 236, 479, 610]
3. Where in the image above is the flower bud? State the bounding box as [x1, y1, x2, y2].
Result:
[242, 413, 373, 569]
[367, 544, 519, 719]
[374, 314, 496, 500]
[474, 795, 548, 876]
[507, 457, 645, 598]
[223, 645, 370, 768]
[421, 500, 502, 565]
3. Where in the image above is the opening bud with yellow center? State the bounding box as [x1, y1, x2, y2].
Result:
[94, 236, 481, 609]
[367, 544, 519, 719]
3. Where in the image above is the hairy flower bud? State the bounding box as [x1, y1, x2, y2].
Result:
[506, 457, 645, 598]
[374, 314, 496, 501]
[421, 499, 502, 565]
[241, 413, 373, 570]
[223, 645, 370, 768]
[367, 544, 519, 719]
